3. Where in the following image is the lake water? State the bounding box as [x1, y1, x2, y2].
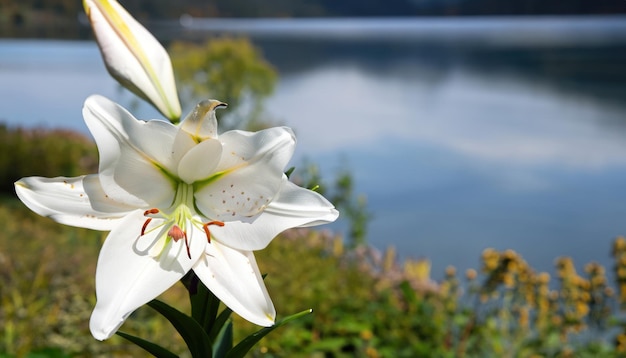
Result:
[2, 16, 626, 279]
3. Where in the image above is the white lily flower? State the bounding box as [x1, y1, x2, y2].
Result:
[83, 0, 182, 121]
[15, 95, 338, 340]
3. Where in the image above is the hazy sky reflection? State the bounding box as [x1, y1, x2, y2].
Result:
[267, 62, 626, 276]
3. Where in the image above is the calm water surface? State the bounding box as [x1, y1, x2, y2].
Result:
[2, 17, 626, 278]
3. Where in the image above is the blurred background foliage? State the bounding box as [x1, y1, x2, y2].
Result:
[3, 37, 626, 357]
[170, 37, 277, 131]
[0, 125, 97, 195]
[3, 201, 626, 356]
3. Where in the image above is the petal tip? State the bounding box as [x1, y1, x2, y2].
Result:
[90, 330, 110, 341]
[90, 308, 126, 341]
[89, 323, 115, 341]
[252, 313, 275, 327]
[14, 180, 27, 189]
[264, 312, 276, 326]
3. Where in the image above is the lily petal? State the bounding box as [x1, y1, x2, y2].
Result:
[210, 176, 339, 251]
[14, 175, 133, 231]
[114, 140, 177, 208]
[194, 127, 296, 219]
[266, 179, 340, 228]
[178, 138, 222, 184]
[83, 95, 179, 207]
[84, 0, 181, 120]
[193, 242, 275, 326]
[215, 127, 296, 174]
[90, 210, 205, 340]
[179, 99, 226, 141]
[84, 95, 183, 172]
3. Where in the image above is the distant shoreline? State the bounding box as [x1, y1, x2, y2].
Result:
[161, 15, 626, 46]
[2, 13, 626, 42]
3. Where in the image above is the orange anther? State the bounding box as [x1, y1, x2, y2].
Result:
[140, 209, 160, 236]
[203, 221, 225, 243]
[140, 218, 152, 236]
[144, 208, 159, 216]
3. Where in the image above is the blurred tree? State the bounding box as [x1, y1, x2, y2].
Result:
[169, 37, 278, 131]
[331, 169, 371, 248]
[293, 160, 372, 248]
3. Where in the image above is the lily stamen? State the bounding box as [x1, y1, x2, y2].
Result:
[168, 225, 191, 259]
[140, 208, 160, 236]
[140, 218, 152, 236]
[203, 221, 225, 243]
[144, 208, 160, 216]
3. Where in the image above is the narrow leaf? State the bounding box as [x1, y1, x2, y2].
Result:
[116, 331, 178, 358]
[148, 299, 213, 358]
[208, 307, 234, 344]
[226, 309, 313, 358]
[187, 273, 221, 333]
[213, 319, 233, 358]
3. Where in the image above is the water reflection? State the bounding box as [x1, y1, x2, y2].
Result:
[0, 40, 155, 129]
[265, 56, 626, 277]
[270, 63, 626, 168]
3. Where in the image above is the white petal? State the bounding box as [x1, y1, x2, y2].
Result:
[178, 138, 222, 184]
[83, 95, 179, 207]
[14, 175, 134, 231]
[84, 0, 181, 120]
[84, 95, 182, 171]
[193, 242, 275, 326]
[194, 127, 296, 219]
[90, 210, 205, 340]
[210, 177, 339, 251]
[265, 179, 340, 228]
[215, 127, 295, 173]
[114, 141, 176, 208]
[179, 100, 225, 141]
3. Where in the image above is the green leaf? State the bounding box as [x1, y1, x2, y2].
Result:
[213, 319, 233, 358]
[116, 331, 178, 358]
[226, 309, 313, 358]
[208, 307, 233, 344]
[185, 272, 234, 347]
[187, 273, 221, 334]
[148, 299, 213, 358]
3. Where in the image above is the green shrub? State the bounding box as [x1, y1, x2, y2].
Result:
[0, 124, 97, 195]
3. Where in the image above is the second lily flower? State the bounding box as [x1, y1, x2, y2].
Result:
[84, 0, 182, 121]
